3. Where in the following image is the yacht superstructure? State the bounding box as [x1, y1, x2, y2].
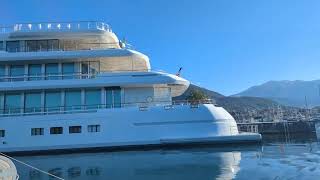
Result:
[0, 21, 260, 154]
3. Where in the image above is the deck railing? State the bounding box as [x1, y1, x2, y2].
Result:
[0, 69, 154, 82]
[0, 21, 111, 34]
[3, 42, 133, 53]
[0, 99, 215, 117]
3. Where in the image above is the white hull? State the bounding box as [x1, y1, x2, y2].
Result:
[0, 104, 261, 154]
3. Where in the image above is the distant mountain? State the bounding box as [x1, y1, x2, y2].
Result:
[234, 80, 320, 107]
[174, 84, 279, 111]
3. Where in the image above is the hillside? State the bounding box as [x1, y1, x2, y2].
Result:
[234, 80, 320, 107]
[174, 84, 279, 111]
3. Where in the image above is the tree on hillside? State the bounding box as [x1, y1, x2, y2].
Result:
[187, 90, 208, 101]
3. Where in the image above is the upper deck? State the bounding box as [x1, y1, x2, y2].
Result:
[0, 21, 111, 36]
[0, 21, 122, 52]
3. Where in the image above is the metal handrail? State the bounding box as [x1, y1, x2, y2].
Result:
[0, 21, 111, 34]
[0, 69, 162, 82]
[0, 99, 214, 117]
[2, 42, 134, 53]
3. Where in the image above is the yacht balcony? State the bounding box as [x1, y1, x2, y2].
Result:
[0, 99, 215, 117]
[0, 21, 111, 34]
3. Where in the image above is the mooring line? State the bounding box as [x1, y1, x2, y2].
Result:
[0, 152, 65, 180]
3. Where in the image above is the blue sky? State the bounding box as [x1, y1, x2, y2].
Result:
[1, 0, 320, 95]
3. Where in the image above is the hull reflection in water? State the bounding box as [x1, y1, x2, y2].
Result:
[13, 147, 260, 180]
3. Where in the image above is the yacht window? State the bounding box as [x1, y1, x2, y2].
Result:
[62, 63, 75, 79]
[24, 92, 42, 113]
[65, 90, 82, 110]
[69, 126, 81, 134]
[26, 39, 59, 52]
[45, 63, 59, 80]
[4, 93, 21, 114]
[50, 127, 63, 134]
[31, 128, 44, 136]
[45, 91, 61, 112]
[0, 65, 6, 82]
[88, 125, 100, 132]
[106, 87, 121, 108]
[25, 40, 38, 52]
[81, 61, 100, 78]
[6, 41, 20, 52]
[10, 65, 25, 81]
[48, 40, 59, 51]
[38, 40, 48, 51]
[85, 89, 101, 109]
[28, 64, 42, 80]
[81, 62, 89, 78]
[0, 94, 4, 114]
[0, 130, 5, 137]
[0, 41, 3, 51]
[89, 61, 99, 74]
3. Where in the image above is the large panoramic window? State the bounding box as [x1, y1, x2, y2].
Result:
[4, 93, 21, 114]
[85, 89, 101, 109]
[62, 63, 75, 79]
[65, 90, 82, 110]
[45, 91, 61, 112]
[24, 92, 42, 113]
[6, 41, 20, 52]
[106, 87, 121, 108]
[28, 64, 42, 80]
[45, 63, 59, 80]
[26, 39, 59, 52]
[10, 65, 25, 81]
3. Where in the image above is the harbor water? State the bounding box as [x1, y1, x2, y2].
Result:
[12, 134, 320, 180]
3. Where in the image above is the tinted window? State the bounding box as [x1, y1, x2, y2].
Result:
[50, 127, 63, 134]
[45, 91, 61, 112]
[65, 90, 81, 110]
[28, 64, 42, 80]
[10, 65, 25, 81]
[69, 126, 81, 134]
[5, 93, 21, 114]
[62, 63, 75, 79]
[0, 65, 6, 82]
[85, 89, 101, 109]
[46, 63, 59, 80]
[0, 130, 5, 137]
[25, 92, 42, 113]
[0, 41, 3, 51]
[31, 128, 44, 136]
[48, 40, 59, 51]
[6, 41, 20, 52]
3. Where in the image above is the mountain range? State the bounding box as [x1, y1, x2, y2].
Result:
[174, 84, 279, 112]
[234, 80, 320, 107]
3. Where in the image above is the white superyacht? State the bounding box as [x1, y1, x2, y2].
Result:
[0, 21, 260, 154]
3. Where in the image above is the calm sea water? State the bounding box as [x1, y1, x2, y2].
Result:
[13, 135, 320, 180]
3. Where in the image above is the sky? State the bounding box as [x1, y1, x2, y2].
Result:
[1, 0, 320, 95]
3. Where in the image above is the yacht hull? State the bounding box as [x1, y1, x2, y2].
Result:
[0, 104, 261, 154]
